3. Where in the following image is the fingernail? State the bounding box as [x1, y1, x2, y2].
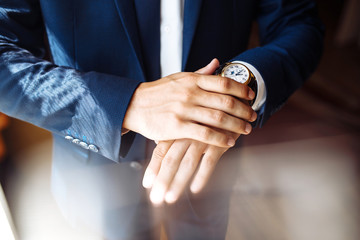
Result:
[227, 138, 235, 146]
[248, 90, 255, 99]
[150, 188, 164, 205]
[251, 112, 257, 122]
[190, 183, 201, 193]
[142, 172, 156, 188]
[165, 192, 176, 204]
[245, 123, 252, 134]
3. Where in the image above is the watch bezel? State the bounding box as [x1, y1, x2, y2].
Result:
[220, 62, 252, 85]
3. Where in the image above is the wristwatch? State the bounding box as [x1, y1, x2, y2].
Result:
[215, 62, 257, 107]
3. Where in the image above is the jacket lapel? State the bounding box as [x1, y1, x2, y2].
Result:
[113, 0, 146, 80]
[182, 0, 203, 71]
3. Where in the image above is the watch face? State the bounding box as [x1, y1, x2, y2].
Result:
[222, 64, 250, 84]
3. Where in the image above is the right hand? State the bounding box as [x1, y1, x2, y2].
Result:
[123, 59, 257, 148]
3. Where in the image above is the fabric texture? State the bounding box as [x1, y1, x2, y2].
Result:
[0, 0, 324, 162]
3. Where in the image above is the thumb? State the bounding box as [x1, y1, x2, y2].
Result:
[195, 58, 220, 75]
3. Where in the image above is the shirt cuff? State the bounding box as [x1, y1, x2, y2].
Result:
[232, 61, 267, 111]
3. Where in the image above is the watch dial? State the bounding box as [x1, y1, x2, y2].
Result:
[223, 64, 250, 84]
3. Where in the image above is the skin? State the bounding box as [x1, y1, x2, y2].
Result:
[142, 59, 257, 205]
[123, 59, 256, 148]
[123, 59, 257, 205]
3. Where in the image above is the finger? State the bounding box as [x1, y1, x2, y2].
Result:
[165, 141, 207, 203]
[143, 140, 174, 188]
[181, 106, 253, 135]
[149, 140, 191, 205]
[190, 146, 225, 194]
[192, 91, 257, 122]
[195, 58, 219, 75]
[180, 122, 235, 148]
[196, 75, 255, 101]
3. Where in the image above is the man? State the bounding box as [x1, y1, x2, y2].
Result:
[0, 0, 323, 239]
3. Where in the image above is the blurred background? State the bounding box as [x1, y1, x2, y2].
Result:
[0, 0, 359, 239]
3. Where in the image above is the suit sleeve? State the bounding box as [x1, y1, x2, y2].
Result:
[232, 0, 324, 127]
[0, 0, 142, 162]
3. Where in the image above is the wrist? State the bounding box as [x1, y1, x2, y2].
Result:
[215, 61, 258, 107]
[122, 82, 147, 133]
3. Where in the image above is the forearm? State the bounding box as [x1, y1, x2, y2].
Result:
[232, 0, 324, 126]
[0, 42, 142, 161]
[0, 0, 146, 162]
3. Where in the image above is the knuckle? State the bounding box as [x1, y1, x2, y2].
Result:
[181, 89, 193, 103]
[177, 72, 187, 79]
[172, 72, 187, 81]
[172, 114, 183, 128]
[167, 111, 182, 129]
[184, 159, 198, 171]
[186, 72, 197, 82]
[223, 96, 235, 109]
[204, 155, 217, 166]
[173, 101, 186, 113]
[168, 111, 178, 121]
[199, 127, 212, 141]
[183, 155, 199, 170]
[164, 74, 174, 81]
[163, 155, 177, 169]
[153, 146, 167, 160]
[212, 110, 225, 123]
[218, 77, 231, 90]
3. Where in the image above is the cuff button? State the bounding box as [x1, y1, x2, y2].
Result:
[79, 141, 89, 150]
[88, 144, 99, 153]
[65, 135, 74, 141]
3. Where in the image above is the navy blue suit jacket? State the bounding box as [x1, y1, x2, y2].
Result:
[0, 0, 324, 163]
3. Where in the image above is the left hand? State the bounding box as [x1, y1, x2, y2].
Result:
[142, 131, 240, 205]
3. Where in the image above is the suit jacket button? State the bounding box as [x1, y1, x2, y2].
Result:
[65, 135, 74, 141]
[72, 138, 81, 145]
[88, 144, 99, 153]
[79, 141, 89, 149]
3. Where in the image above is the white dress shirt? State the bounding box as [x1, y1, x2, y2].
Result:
[160, 0, 266, 111]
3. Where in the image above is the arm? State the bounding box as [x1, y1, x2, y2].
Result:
[0, 0, 256, 162]
[0, 0, 142, 162]
[235, 0, 324, 126]
[143, 0, 324, 204]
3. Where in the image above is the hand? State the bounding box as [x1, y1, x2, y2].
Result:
[141, 61, 257, 205]
[123, 58, 257, 148]
[143, 131, 241, 205]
